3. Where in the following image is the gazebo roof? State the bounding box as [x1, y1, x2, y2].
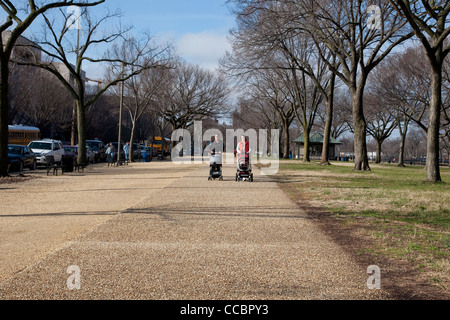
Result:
[293, 132, 342, 145]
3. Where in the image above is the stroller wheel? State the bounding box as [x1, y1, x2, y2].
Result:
[250, 174, 254, 182]
[219, 176, 223, 181]
[208, 176, 212, 181]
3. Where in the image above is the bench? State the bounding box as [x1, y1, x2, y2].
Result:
[108, 159, 129, 167]
[74, 162, 88, 172]
[47, 163, 65, 176]
[47, 162, 88, 175]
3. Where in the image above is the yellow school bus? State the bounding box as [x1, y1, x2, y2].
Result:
[8, 125, 40, 146]
[152, 137, 171, 156]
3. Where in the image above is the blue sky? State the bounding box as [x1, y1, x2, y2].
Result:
[105, 0, 234, 36]
[12, 0, 235, 78]
[88, 0, 235, 74]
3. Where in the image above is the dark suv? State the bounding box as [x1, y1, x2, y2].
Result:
[87, 140, 106, 162]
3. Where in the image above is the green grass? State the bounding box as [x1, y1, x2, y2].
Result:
[280, 161, 450, 227]
[276, 160, 450, 291]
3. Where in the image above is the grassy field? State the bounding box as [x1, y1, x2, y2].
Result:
[275, 160, 450, 294]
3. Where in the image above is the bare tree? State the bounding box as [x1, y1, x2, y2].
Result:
[369, 47, 429, 166]
[269, 12, 340, 164]
[273, 31, 332, 162]
[405, 127, 427, 159]
[246, 67, 296, 159]
[8, 64, 37, 125]
[287, 62, 325, 162]
[316, 88, 351, 141]
[389, 0, 450, 182]
[223, 2, 330, 161]
[10, 67, 72, 137]
[17, 7, 166, 164]
[84, 92, 118, 143]
[441, 51, 450, 166]
[233, 95, 279, 131]
[158, 62, 230, 131]
[298, 0, 414, 171]
[0, 0, 105, 176]
[125, 69, 172, 161]
[365, 93, 398, 163]
[225, 0, 413, 168]
[107, 41, 174, 161]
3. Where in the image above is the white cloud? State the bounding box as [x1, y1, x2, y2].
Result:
[82, 31, 232, 79]
[176, 31, 231, 71]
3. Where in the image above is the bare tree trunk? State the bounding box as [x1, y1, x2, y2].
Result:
[398, 132, 407, 167]
[0, 0, 106, 176]
[0, 60, 9, 176]
[398, 117, 408, 167]
[426, 65, 442, 182]
[71, 101, 77, 146]
[321, 72, 336, 165]
[76, 98, 87, 165]
[376, 140, 382, 164]
[303, 127, 311, 162]
[387, 0, 449, 181]
[130, 121, 136, 162]
[283, 117, 290, 159]
[352, 86, 370, 171]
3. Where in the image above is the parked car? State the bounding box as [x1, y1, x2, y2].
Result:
[87, 140, 106, 163]
[85, 146, 96, 163]
[63, 146, 78, 169]
[64, 145, 96, 164]
[8, 145, 37, 172]
[63, 146, 78, 158]
[28, 139, 65, 166]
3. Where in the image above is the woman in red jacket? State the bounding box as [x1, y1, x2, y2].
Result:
[235, 135, 253, 182]
[236, 136, 251, 167]
[236, 136, 249, 155]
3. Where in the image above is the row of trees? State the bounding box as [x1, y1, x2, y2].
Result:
[1, 0, 112, 176]
[1, 1, 449, 182]
[339, 128, 431, 163]
[1, 1, 230, 174]
[8, 60, 230, 153]
[367, 45, 450, 166]
[222, 0, 450, 182]
[107, 61, 229, 160]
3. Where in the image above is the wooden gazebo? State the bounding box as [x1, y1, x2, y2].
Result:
[293, 132, 342, 160]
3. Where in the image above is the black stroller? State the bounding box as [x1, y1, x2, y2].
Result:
[208, 153, 223, 181]
[236, 153, 253, 182]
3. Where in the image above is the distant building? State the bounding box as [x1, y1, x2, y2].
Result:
[2, 30, 42, 63]
[2, 30, 86, 86]
[4, 29, 87, 140]
[293, 132, 342, 160]
[53, 62, 86, 87]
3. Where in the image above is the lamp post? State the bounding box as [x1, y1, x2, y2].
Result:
[117, 62, 125, 166]
[70, 7, 82, 146]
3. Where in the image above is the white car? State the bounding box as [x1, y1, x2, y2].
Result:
[85, 146, 96, 163]
[28, 139, 65, 165]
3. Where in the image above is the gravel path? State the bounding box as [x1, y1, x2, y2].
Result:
[0, 159, 390, 300]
